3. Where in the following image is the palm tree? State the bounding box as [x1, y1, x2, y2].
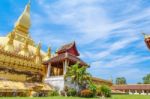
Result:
[65, 62, 91, 91]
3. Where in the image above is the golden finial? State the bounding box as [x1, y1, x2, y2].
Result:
[23, 38, 29, 51]
[18, 38, 30, 57]
[43, 47, 51, 61]
[35, 42, 42, 64]
[35, 42, 41, 56]
[7, 32, 15, 41]
[4, 32, 15, 52]
[38, 42, 41, 49]
[142, 32, 150, 39]
[47, 47, 51, 57]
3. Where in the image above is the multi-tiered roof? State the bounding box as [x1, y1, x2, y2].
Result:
[45, 41, 87, 66]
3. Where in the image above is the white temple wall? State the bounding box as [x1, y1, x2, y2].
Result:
[45, 76, 64, 91]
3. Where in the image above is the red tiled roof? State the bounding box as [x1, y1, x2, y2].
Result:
[112, 84, 150, 90]
[92, 77, 113, 85]
[57, 41, 79, 56]
[58, 42, 74, 52]
[44, 52, 88, 66]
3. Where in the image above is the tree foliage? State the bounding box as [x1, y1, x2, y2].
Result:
[100, 85, 111, 97]
[115, 77, 127, 85]
[65, 62, 92, 91]
[143, 73, 150, 84]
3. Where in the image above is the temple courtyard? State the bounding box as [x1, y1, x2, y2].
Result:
[0, 95, 150, 99]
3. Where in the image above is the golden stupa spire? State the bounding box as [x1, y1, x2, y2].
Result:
[44, 47, 51, 61]
[47, 47, 51, 57]
[18, 38, 30, 57]
[35, 42, 42, 64]
[35, 42, 41, 56]
[7, 0, 35, 46]
[14, 1, 31, 33]
[4, 32, 15, 52]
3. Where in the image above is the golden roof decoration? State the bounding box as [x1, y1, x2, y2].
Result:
[47, 47, 51, 57]
[43, 47, 51, 61]
[36, 42, 41, 56]
[4, 32, 15, 53]
[18, 38, 30, 57]
[142, 32, 150, 39]
[35, 42, 42, 64]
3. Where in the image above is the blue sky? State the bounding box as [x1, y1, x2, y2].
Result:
[0, 0, 150, 84]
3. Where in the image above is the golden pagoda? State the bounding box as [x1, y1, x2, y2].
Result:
[0, 1, 52, 96]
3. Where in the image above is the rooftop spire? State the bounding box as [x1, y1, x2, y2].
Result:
[10, 0, 35, 45]
[35, 42, 41, 56]
[142, 32, 150, 39]
[18, 38, 30, 57]
[14, 1, 31, 31]
[44, 47, 51, 61]
[4, 32, 15, 53]
[35, 42, 42, 64]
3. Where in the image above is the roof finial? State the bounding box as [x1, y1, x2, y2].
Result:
[142, 32, 146, 36]
[35, 42, 42, 64]
[35, 42, 41, 56]
[23, 38, 29, 51]
[44, 47, 51, 61]
[4, 32, 15, 52]
[18, 38, 30, 57]
[142, 32, 149, 39]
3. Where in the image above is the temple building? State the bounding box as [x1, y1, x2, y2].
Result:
[44, 42, 88, 90]
[112, 84, 150, 95]
[0, 2, 52, 96]
[44, 39, 112, 91]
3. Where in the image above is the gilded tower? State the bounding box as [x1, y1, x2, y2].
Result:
[10, 1, 34, 45]
[0, 1, 53, 96]
[0, 1, 51, 82]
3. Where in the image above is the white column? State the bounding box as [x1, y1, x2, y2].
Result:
[135, 90, 137, 94]
[129, 90, 132, 94]
[63, 60, 68, 75]
[141, 90, 145, 95]
[46, 63, 51, 78]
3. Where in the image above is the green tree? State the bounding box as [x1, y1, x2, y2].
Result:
[137, 82, 142, 84]
[65, 63, 91, 91]
[88, 83, 97, 96]
[115, 77, 127, 85]
[100, 85, 111, 97]
[143, 73, 150, 84]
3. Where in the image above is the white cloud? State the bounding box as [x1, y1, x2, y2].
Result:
[29, 0, 150, 83]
